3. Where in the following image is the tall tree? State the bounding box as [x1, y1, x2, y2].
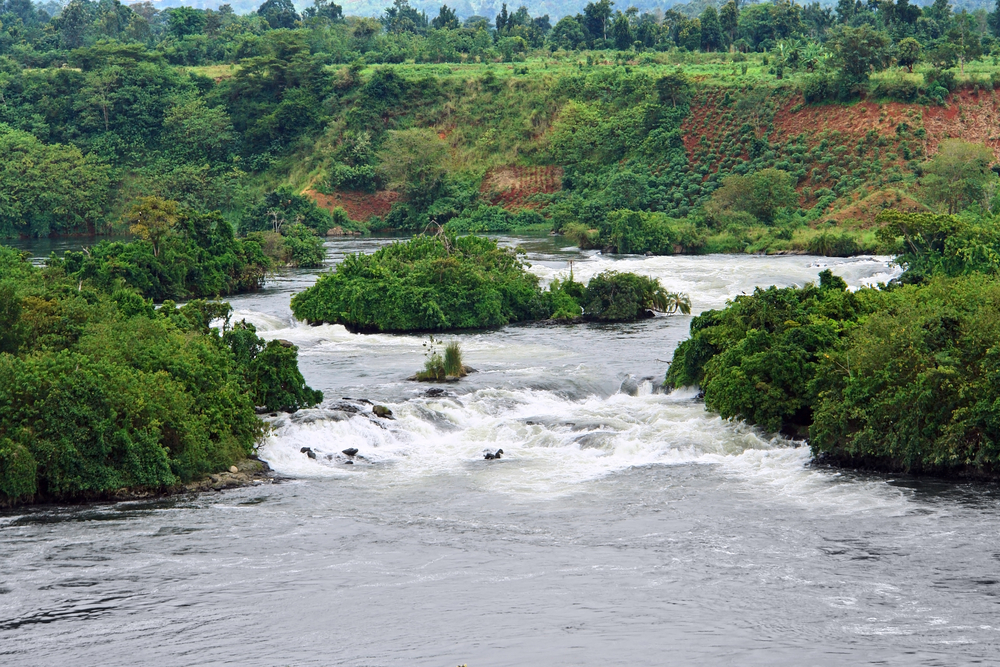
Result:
[257, 0, 299, 29]
[719, 0, 739, 46]
[432, 4, 459, 29]
[583, 0, 614, 43]
[700, 6, 723, 51]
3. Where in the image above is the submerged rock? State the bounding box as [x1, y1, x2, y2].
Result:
[372, 405, 393, 419]
[484, 448, 504, 460]
[620, 376, 640, 396]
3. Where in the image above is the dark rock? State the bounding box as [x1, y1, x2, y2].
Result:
[344, 460, 354, 465]
[425, 388, 446, 397]
[276, 339, 295, 348]
[343, 397, 373, 405]
[620, 376, 640, 396]
[484, 448, 504, 460]
[372, 405, 393, 419]
[300, 447, 317, 459]
[342, 448, 359, 457]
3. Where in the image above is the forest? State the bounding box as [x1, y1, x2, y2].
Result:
[3, 0, 1000, 257]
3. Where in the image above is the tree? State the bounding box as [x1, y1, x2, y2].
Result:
[382, 0, 427, 34]
[700, 7, 723, 51]
[897, 37, 921, 72]
[655, 68, 689, 107]
[706, 168, 798, 224]
[0, 128, 112, 237]
[257, 0, 299, 30]
[125, 197, 180, 257]
[720, 0, 739, 46]
[612, 11, 633, 50]
[431, 4, 459, 29]
[947, 11, 982, 75]
[922, 140, 996, 214]
[302, 0, 343, 22]
[830, 25, 891, 84]
[166, 6, 206, 38]
[583, 0, 614, 44]
[377, 129, 450, 203]
[548, 16, 585, 50]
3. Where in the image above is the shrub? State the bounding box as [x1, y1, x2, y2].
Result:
[583, 271, 690, 321]
[290, 234, 546, 332]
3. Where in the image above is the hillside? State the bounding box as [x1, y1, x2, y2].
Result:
[5, 0, 1000, 258]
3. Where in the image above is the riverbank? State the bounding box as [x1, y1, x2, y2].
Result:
[0, 459, 276, 510]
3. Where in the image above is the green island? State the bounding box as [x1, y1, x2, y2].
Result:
[668, 209, 1000, 477]
[5, 0, 1000, 502]
[290, 233, 690, 331]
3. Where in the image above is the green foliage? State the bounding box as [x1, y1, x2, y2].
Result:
[223, 322, 323, 411]
[921, 140, 997, 214]
[876, 210, 1000, 281]
[810, 275, 1000, 474]
[706, 168, 798, 225]
[0, 246, 316, 504]
[600, 209, 703, 254]
[242, 187, 335, 235]
[0, 126, 111, 237]
[444, 205, 544, 233]
[290, 234, 546, 332]
[583, 270, 690, 322]
[667, 269, 876, 435]
[60, 206, 269, 301]
[415, 336, 466, 381]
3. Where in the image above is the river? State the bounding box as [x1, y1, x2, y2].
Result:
[3, 236, 999, 666]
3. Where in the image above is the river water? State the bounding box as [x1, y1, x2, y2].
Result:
[3, 236, 999, 666]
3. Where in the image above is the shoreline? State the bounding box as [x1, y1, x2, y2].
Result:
[0, 458, 278, 511]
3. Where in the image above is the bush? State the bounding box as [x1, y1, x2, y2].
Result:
[666, 270, 876, 436]
[0, 245, 320, 505]
[290, 234, 547, 332]
[583, 271, 690, 321]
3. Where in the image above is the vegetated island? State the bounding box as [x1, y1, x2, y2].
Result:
[0, 242, 322, 508]
[289, 234, 691, 332]
[667, 209, 1000, 479]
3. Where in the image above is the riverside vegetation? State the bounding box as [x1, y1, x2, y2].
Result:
[290, 233, 691, 331]
[667, 209, 1000, 478]
[0, 244, 322, 507]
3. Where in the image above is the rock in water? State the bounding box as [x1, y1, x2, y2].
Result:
[342, 448, 359, 457]
[619, 376, 640, 396]
[373, 405, 393, 419]
[229, 466, 238, 473]
[300, 447, 317, 460]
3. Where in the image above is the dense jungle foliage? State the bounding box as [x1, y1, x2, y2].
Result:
[290, 234, 689, 330]
[4, 0, 1000, 259]
[0, 244, 322, 506]
[667, 208, 1000, 476]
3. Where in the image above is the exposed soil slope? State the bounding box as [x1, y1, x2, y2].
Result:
[480, 166, 563, 210]
[305, 189, 399, 221]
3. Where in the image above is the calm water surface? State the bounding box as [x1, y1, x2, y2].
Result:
[3, 237, 999, 666]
